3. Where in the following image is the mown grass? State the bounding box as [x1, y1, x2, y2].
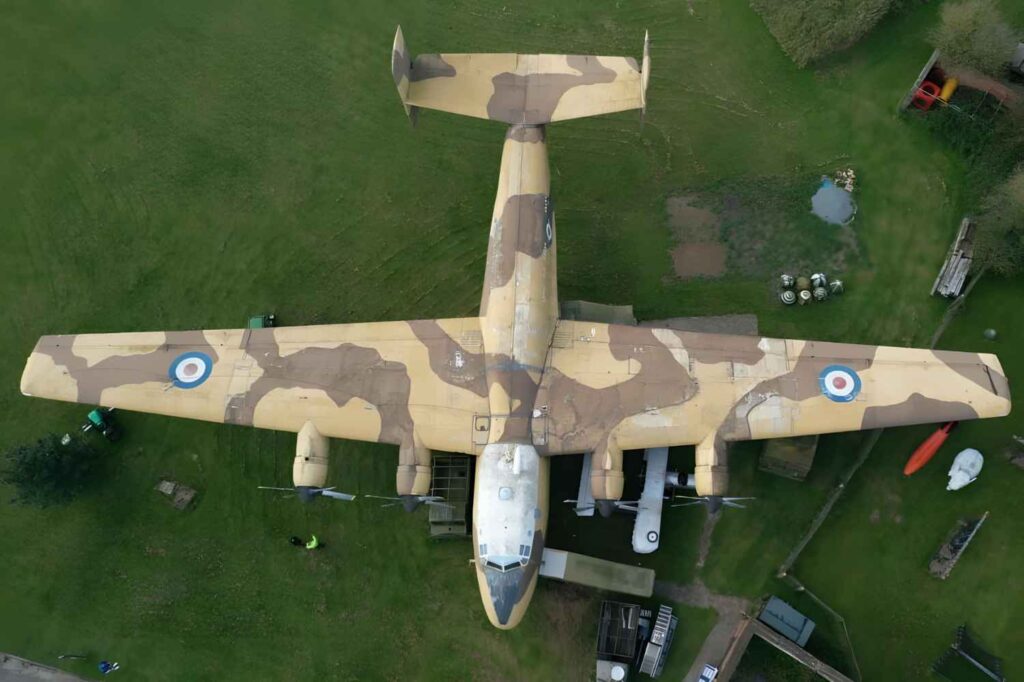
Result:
[794, 277, 1024, 680]
[1, 0, 1022, 679]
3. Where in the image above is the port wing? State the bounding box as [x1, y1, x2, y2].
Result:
[20, 319, 489, 453]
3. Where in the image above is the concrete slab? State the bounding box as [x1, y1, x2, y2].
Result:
[0, 654, 89, 682]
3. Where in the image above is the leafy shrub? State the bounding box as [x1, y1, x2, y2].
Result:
[1, 434, 101, 507]
[929, 0, 1016, 77]
[975, 166, 1024, 275]
[751, 0, 897, 67]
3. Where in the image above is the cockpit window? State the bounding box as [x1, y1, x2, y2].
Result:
[484, 555, 527, 572]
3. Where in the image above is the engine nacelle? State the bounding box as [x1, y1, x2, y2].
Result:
[293, 421, 329, 490]
[396, 438, 431, 497]
[694, 434, 729, 497]
[666, 471, 696, 489]
[590, 436, 624, 517]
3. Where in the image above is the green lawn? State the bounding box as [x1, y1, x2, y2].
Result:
[795, 278, 1024, 680]
[1, 0, 1022, 679]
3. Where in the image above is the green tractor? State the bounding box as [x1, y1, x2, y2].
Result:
[247, 313, 276, 329]
[81, 407, 122, 442]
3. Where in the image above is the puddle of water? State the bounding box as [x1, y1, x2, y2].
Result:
[811, 177, 857, 225]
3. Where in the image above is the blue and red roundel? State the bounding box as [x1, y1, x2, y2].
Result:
[818, 365, 861, 402]
[169, 352, 213, 389]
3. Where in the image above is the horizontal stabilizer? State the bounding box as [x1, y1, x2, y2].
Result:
[392, 26, 650, 125]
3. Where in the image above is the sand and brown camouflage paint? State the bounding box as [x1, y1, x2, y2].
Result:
[19, 27, 1010, 630]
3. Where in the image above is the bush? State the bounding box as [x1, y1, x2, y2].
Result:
[929, 0, 1016, 76]
[751, 0, 897, 67]
[1, 434, 101, 507]
[975, 166, 1024, 275]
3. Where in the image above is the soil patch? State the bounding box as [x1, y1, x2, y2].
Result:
[667, 195, 727, 279]
[668, 195, 721, 242]
[672, 242, 727, 278]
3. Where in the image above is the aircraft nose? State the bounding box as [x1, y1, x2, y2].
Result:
[484, 567, 522, 627]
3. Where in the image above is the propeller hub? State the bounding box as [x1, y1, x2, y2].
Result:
[295, 486, 319, 503]
[401, 495, 422, 513]
[706, 496, 724, 514]
[595, 500, 618, 518]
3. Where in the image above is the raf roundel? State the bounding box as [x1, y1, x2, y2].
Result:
[169, 352, 213, 389]
[819, 365, 862, 403]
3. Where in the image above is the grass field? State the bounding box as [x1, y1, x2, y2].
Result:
[2, 0, 1023, 680]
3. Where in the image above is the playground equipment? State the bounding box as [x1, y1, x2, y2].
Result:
[911, 80, 941, 111]
[939, 77, 959, 102]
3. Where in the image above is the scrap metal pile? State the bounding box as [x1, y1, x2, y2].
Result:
[929, 512, 989, 580]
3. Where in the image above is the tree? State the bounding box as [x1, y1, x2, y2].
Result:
[974, 166, 1024, 275]
[929, 0, 1017, 76]
[1, 434, 101, 507]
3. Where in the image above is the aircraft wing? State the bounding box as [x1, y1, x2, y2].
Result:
[535, 321, 1011, 454]
[20, 319, 489, 454]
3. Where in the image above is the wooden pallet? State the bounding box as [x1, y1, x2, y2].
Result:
[931, 217, 975, 298]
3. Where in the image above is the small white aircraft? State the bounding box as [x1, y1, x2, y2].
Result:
[568, 447, 695, 554]
[568, 447, 754, 553]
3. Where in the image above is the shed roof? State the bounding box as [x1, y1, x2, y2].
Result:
[758, 596, 815, 647]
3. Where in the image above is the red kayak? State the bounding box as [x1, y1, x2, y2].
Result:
[903, 422, 958, 476]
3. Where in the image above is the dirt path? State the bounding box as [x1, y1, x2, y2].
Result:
[654, 579, 750, 682]
[695, 512, 721, 569]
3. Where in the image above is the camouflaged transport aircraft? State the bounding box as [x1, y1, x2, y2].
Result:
[20, 28, 1011, 629]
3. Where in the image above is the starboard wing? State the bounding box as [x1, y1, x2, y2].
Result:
[20, 319, 489, 454]
[535, 321, 1011, 454]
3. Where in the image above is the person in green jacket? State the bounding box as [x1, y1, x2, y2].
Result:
[289, 535, 323, 550]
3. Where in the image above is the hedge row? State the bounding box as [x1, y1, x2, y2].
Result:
[751, 0, 898, 67]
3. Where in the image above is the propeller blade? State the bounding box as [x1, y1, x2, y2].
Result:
[721, 500, 747, 509]
[320, 490, 356, 501]
[364, 494, 401, 501]
[257, 486, 295, 492]
[671, 501, 705, 508]
[425, 500, 454, 509]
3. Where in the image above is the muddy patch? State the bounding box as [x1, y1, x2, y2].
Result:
[672, 242, 727, 278]
[667, 195, 726, 279]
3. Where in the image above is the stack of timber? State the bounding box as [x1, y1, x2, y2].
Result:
[931, 218, 975, 298]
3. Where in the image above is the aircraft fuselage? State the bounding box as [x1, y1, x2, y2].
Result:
[472, 125, 556, 628]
